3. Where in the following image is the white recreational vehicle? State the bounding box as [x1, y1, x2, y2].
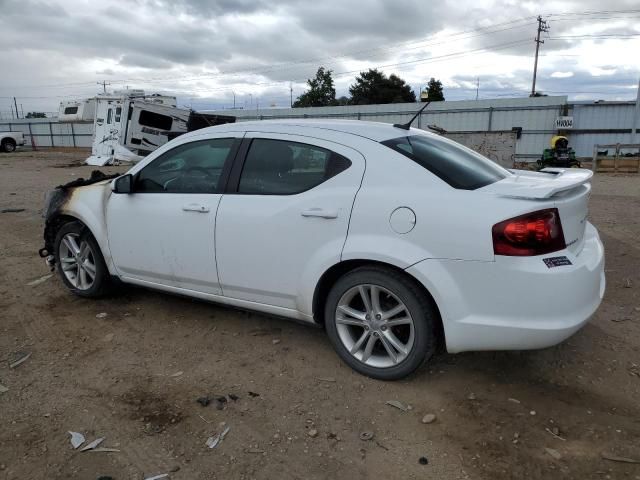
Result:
[58, 99, 96, 122]
[58, 90, 235, 166]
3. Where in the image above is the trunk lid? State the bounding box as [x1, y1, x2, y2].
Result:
[481, 168, 592, 255]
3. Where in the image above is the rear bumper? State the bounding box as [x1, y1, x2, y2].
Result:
[406, 222, 605, 353]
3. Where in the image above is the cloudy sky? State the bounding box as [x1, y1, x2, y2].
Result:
[0, 0, 639, 117]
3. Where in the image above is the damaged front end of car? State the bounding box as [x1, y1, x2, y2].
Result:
[39, 170, 120, 269]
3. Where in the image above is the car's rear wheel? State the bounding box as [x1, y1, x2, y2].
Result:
[325, 266, 437, 380]
[2, 139, 16, 153]
[54, 221, 111, 297]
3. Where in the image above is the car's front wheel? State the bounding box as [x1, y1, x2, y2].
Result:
[325, 266, 437, 380]
[54, 221, 111, 297]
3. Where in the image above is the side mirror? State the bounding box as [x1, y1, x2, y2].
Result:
[112, 174, 133, 194]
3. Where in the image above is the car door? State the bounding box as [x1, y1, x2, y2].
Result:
[215, 132, 365, 310]
[106, 135, 240, 294]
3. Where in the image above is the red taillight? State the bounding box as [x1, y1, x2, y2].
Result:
[492, 208, 565, 256]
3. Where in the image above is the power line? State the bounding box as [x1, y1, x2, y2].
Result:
[549, 34, 640, 40]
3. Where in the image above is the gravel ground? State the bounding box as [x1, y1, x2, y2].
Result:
[0, 149, 639, 480]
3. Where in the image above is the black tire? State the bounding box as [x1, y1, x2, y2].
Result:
[2, 139, 16, 153]
[54, 221, 111, 297]
[324, 266, 437, 380]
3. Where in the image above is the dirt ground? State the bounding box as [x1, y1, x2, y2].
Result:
[0, 149, 639, 480]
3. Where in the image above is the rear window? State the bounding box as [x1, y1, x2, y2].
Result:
[381, 134, 509, 190]
[64, 106, 78, 115]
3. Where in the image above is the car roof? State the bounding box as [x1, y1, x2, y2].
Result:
[191, 119, 437, 143]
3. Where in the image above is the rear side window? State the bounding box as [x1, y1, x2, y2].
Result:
[238, 139, 351, 195]
[139, 110, 173, 130]
[381, 135, 509, 190]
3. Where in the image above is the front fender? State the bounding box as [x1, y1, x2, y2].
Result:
[43, 182, 116, 274]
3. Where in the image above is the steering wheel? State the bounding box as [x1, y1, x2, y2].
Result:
[163, 167, 215, 191]
[183, 166, 215, 178]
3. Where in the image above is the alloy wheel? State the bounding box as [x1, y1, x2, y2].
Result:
[335, 284, 415, 368]
[58, 233, 97, 290]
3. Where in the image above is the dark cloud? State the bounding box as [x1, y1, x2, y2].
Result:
[0, 0, 638, 114]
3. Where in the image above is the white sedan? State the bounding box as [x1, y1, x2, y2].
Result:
[40, 120, 605, 380]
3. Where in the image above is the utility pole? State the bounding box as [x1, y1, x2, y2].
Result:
[475, 77, 480, 101]
[633, 77, 640, 144]
[530, 15, 549, 97]
[289, 82, 293, 108]
[97, 81, 111, 94]
[13, 97, 19, 119]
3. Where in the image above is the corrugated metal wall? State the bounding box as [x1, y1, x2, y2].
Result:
[3, 96, 637, 161]
[201, 96, 640, 160]
[0, 117, 93, 148]
[203, 97, 569, 160]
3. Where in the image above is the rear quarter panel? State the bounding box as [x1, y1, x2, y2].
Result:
[342, 143, 558, 265]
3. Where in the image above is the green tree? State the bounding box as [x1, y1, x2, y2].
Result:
[26, 112, 47, 118]
[349, 69, 416, 105]
[293, 67, 337, 107]
[423, 78, 445, 102]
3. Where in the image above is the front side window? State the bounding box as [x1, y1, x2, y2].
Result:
[135, 138, 235, 193]
[381, 134, 509, 190]
[238, 139, 351, 194]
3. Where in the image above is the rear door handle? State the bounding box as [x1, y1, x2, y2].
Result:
[301, 208, 338, 219]
[182, 203, 210, 213]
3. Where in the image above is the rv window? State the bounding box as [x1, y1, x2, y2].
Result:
[107, 109, 113, 125]
[115, 107, 122, 123]
[64, 106, 78, 115]
[139, 110, 173, 131]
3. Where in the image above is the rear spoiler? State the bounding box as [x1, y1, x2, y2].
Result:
[481, 168, 593, 199]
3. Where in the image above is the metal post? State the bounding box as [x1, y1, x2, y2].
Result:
[592, 144, 598, 172]
[487, 107, 494, 131]
[70, 122, 76, 147]
[614, 143, 620, 173]
[28, 122, 36, 151]
[49, 122, 54, 147]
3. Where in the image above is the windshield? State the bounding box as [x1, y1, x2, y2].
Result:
[381, 134, 510, 190]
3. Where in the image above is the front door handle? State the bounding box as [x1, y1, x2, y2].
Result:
[182, 203, 210, 213]
[301, 208, 338, 219]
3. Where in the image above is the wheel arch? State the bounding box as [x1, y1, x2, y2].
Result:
[312, 259, 445, 348]
[43, 212, 114, 274]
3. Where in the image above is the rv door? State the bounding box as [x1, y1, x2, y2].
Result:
[92, 100, 122, 158]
